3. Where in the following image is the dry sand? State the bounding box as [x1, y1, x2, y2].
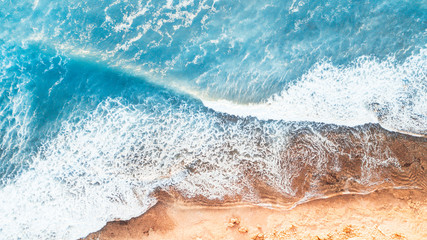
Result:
[85, 188, 426, 240]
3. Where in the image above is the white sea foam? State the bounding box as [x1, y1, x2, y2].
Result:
[203, 49, 427, 136]
[0, 97, 265, 239]
[0, 99, 163, 239]
[0, 93, 408, 239]
[0, 48, 34, 180]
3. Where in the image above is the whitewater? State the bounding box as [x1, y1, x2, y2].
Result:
[0, 0, 426, 239]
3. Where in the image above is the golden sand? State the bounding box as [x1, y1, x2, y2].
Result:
[85, 188, 426, 240]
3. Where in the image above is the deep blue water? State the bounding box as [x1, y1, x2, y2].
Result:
[0, 0, 426, 239]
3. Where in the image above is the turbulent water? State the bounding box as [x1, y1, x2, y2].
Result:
[0, 0, 426, 239]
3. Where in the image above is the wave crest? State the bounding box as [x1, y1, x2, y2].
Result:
[203, 49, 427, 136]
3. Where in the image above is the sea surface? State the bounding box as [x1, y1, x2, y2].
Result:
[0, 0, 426, 239]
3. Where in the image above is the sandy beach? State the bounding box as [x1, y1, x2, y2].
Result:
[84, 126, 426, 240]
[85, 188, 426, 240]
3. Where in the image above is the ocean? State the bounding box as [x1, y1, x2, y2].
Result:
[0, 0, 426, 239]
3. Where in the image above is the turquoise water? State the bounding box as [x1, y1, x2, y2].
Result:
[0, 0, 426, 239]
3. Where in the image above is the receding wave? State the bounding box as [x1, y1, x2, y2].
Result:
[0, 95, 425, 239]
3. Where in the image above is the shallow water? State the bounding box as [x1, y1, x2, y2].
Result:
[0, 0, 426, 239]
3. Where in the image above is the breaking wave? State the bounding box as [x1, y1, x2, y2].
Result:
[204, 50, 427, 136]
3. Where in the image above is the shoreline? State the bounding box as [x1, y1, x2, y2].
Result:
[83, 124, 426, 240]
[85, 188, 426, 240]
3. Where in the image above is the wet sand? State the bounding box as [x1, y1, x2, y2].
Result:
[85, 188, 426, 240]
[84, 124, 426, 240]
